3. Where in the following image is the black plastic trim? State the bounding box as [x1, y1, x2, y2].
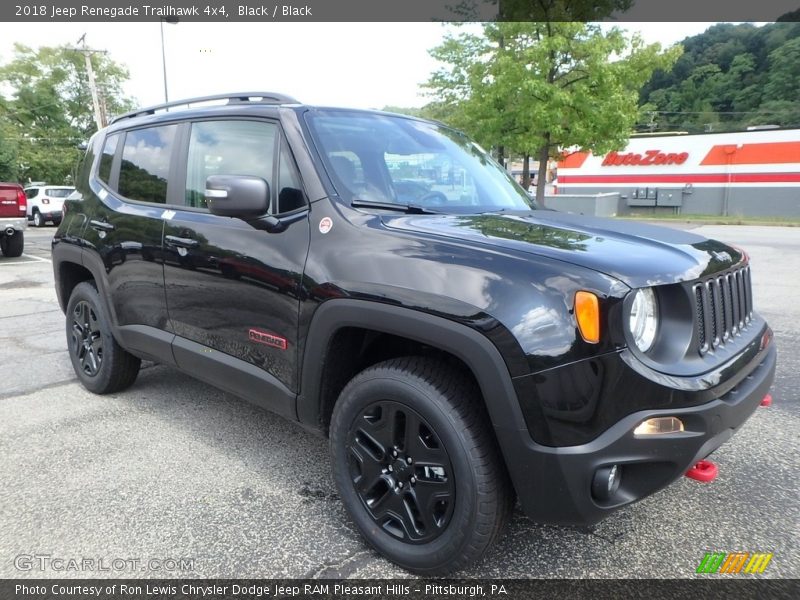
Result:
[509, 342, 776, 524]
[172, 335, 296, 420]
[115, 325, 176, 366]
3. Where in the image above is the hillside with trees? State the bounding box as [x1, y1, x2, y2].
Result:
[639, 22, 800, 133]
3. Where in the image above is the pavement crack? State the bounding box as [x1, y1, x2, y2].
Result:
[0, 377, 77, 401]
[307, 548, 374, 579]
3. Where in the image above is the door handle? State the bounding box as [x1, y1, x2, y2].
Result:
[89, 219, 115, 232]
[165, 234, 199, 249]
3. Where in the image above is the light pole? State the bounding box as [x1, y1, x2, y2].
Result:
[160, 17, 179, 103]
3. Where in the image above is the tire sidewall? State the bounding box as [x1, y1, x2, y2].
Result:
[33, 211, 42, 227]
[65, 282, 119, 393]
[330, 370, 481, 572]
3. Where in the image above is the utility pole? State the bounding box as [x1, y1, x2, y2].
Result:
[70, 34, 107, 130]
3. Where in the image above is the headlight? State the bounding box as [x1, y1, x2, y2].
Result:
[629, 287, 658, 352]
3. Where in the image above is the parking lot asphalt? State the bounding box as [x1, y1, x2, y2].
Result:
[1, 224, 797, 579]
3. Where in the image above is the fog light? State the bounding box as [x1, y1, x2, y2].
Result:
[633, 416, 684, 436]
[592, 464, 621, 501]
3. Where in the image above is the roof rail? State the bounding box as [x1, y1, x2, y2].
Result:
[109, 92, 300, 124]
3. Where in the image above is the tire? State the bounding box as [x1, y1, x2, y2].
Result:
[66, 281, 141, 394]
[330, 356, 513, 575]
[0, 231, 24, 257]
[33, 210, 44, 227]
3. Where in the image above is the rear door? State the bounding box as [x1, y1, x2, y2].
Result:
[78, 125, 176, 361]
[43, 187, 74, 215]
[163, 117, 310, 415]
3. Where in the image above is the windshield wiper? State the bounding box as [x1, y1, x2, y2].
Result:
[351, 199, 440, 214]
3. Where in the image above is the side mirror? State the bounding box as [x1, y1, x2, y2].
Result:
[206, 175, 270, 218]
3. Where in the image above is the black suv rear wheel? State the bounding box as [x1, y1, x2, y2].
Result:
[66, 282, 141, 394]
[0, 231, 24, 257]
[330, 357, 512, 574]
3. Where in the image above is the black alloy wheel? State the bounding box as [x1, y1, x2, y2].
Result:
[348, 400, 455, 543]
[65, 282, 141, 394]
[70, 300, 103, 377]
[330, 356, 513, 574]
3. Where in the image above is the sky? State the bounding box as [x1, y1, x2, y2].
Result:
[0, 22, 729, 110]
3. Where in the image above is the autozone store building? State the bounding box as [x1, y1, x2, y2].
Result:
[556, 128, 800, 217]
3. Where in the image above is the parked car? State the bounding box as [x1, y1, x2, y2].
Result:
[24, 185, 75, 227]
[52, 93, 776, 574]
[0, 181, 27, 257]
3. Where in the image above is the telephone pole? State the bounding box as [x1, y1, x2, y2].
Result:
[70, 34, 107, 130]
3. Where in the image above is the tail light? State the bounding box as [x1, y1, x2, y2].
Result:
[16, 189, 26, 215]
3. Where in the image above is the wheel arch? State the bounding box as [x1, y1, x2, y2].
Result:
[297, 299, 529, 453]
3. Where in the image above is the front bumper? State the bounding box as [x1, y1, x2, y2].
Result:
[0, 217, 27, 232]
[504, 340, 776, 525]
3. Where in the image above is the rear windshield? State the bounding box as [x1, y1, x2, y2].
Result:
[305, 110, 534, 214]
[45, 188, 75, 197]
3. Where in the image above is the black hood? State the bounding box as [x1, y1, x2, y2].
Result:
[381, 210, 744, 288]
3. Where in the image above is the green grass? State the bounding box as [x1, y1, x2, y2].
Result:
[620, 213, 800, 227]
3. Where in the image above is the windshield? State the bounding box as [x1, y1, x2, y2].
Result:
[306, 110, 535, 214]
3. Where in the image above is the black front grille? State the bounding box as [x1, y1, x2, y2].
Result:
[694, 266, 753, 355]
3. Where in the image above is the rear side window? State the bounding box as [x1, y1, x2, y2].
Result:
[25, 188, 38, 199]
[98, 134, 119, 184]
[185, 120, 277, 209]
[118, 125, 178, 204]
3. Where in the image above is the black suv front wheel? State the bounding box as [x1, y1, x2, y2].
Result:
[330, 357, 512, 574]
[66, 282, 141, 394]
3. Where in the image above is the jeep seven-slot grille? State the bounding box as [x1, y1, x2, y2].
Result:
[693, 266, 753, 355]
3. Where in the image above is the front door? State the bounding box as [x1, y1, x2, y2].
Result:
[162, 119, 310, 414]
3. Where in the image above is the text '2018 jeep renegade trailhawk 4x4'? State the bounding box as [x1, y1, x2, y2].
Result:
[53, 93, 776, 574]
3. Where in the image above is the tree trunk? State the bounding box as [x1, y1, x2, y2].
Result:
[496, 145, 505, 168]
[521, 154, 530, 189]
[535, 138, 550, 205]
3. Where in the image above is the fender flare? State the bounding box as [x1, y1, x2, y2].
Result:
[296, 299, 532, 465]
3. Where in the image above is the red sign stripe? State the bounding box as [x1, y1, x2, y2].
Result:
[701, 142, 800, 165]
[559, 172, 800, 184]
[558, 151, 590, 169]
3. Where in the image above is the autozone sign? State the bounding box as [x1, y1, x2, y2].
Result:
[602, 150, 689, 166]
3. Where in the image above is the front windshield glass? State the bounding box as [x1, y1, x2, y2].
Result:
[306, 110, 535, 214]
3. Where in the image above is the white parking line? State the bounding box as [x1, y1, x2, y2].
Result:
[22, 254, 51, 263]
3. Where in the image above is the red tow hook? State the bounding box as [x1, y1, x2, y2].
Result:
[760, 394, 773, 407]
[685, 460, 718, 483]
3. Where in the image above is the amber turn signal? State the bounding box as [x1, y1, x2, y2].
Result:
[575, 291, 600, 344]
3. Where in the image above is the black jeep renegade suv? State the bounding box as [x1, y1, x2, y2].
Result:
[53, 93, 776, 574]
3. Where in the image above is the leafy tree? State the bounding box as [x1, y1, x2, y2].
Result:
[425, 22, 680, 202]
[0, 44, 134, 184]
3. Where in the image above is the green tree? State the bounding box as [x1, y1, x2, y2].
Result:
[764, 37, 800, 102]
[0, 44, 134, 184]
[425, 22, 680, 202]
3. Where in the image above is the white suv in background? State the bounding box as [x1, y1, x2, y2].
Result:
[24, 185, 75, 227]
